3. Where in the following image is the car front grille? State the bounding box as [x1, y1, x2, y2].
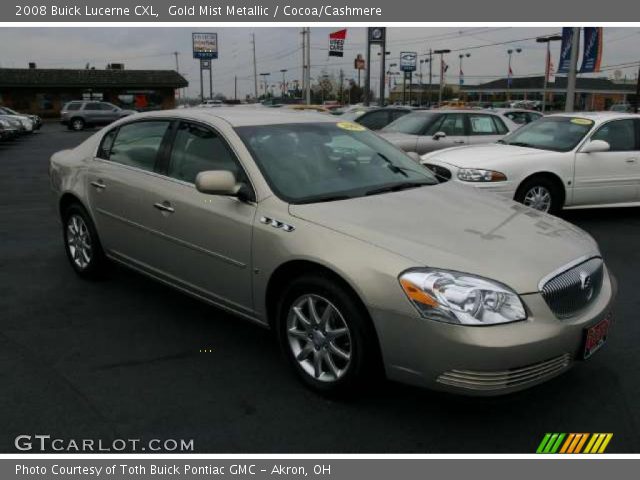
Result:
[540, 257, 604, 319]
[422, 163, 452, 182]
[436, 353, 571, 391]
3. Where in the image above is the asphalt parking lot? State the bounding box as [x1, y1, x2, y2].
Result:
[1, 122, 639, 453]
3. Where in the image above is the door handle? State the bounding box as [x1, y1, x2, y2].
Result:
[625, 158, 637, 164]
[153, 201, 175, 213]
[90, 180, 106, 190]
[453, 140, 466, 144]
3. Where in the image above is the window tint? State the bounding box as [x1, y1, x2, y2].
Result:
[591, 120, 637, 152]
[84, 103, 102, 111]
[98, 102, 116, 111]
[108, 121, 170, 171]
[65, 103, 81, 111]
[493, 116, 509, 134]
[427, 114, 465, 136]
[97, 129, 117, 159]
[391, 110, 409, 121]
[358, 111, 390, 130]
[168, 122, 242, 184]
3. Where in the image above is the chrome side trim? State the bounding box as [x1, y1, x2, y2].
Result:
[96, 208, 246, 269]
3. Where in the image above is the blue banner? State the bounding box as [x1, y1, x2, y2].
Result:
[557, 27, 574, 74]
[579, 27, 603, 73]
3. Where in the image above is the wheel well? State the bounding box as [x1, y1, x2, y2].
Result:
[59, 193, 84, 219]
[516, 172, 566, 206]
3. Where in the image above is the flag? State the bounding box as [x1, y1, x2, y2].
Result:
[579, 27, 603, 73]
[546, 49, 556, 84]
[329, 29, 347, 57]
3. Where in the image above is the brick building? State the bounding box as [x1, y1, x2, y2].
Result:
[0, 67, 188, 117]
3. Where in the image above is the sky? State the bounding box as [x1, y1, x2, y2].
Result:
[0, 27, 638, 99]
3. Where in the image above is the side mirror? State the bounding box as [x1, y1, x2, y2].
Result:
[433, 131, 447, 140]
[406, 152, 421, 163]
[195, 170, 241, 196]
[581, 139, 610, 153]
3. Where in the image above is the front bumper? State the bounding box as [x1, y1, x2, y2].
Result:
[371, 267, 616, 395]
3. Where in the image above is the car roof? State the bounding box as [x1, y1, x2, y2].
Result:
[548, 112, 640, 121]
[131, 107, 340, 127]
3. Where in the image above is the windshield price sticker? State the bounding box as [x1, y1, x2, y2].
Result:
[336, 122, 366, 131]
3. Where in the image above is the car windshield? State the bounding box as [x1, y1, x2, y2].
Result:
[235, 122, 437, 204]
[1, 107, 18, 115]
[498, 116, 595, 152]
[381, 112, 438, 135]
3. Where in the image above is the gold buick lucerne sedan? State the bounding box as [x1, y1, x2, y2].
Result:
[49, 108, 616, 395]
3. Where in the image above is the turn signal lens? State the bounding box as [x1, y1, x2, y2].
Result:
[457, 168, 507, 182]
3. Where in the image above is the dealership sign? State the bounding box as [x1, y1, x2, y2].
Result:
[400, 52, 417, 72]
[329, 29, 347, 57]
[192, 32, 218, 59]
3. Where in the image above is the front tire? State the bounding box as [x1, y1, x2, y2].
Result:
[515, 177, 562, 215]
[276, 274, 379, 395]
[62, 203, 106, 279]
[70, 118, 85, 131]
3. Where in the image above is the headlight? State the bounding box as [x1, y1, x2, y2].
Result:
[457, 168, 507, 182]
[399, 268, 526, 325]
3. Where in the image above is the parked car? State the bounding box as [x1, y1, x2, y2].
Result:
[50, 108, 615, 396]
[379, 110, 518, 154]
[0, 106, 42, 130]
[421, 112, 640, 214]
[60, 101, 135, 131]
[609, 103, 632, 113]
[340, 107, 412, 131]
[490, 108, 543, 128]
[0, 117, 20, 140]
[0, 112, 34, 134]
[198, 99, 224, 108]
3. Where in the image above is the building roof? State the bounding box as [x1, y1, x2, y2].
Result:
[0, 68, 188, 89]
[462, 75, 635, 92]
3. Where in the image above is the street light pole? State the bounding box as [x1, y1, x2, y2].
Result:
[536, 35, 562, 113]
[565, 27, 581, 112]
[459, 53, 470, 90]
[259, 72, 270, 100]
[280, 69, 287, 99]
[434, 49, 451, 106]
[428, 49, 433, 107]
[506, 48, 522, 102]
[635, 64, 640, 113]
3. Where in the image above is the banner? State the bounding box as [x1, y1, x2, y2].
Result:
[579, 27, 603, 73]
[329, 29, 347, 57]
[557, 27, 574, 74]
[546, 49, 556, 84]
[354, 54, 365, 70]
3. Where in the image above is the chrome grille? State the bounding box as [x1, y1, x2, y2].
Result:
[540, 257, 604, 318]
[437, 354, 571, 391]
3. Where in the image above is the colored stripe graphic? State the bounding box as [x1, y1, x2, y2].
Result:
[537, 433, 613, 454]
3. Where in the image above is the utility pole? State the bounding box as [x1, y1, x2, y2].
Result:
[301, 29, 306, 97]
[635, 64, 640, 113]
[280, 69, 287, 99]
[209, 66, 213, 100]
[434, 49, 450, 106]
[199, 60, 204, 102]
[428, 49, 433, 107]
[565, 27, 581, 112]
[173, 51, 180, 101]
[251, 33, 258, 101]
[305, 27, 311, 104]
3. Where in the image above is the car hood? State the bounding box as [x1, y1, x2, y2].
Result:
[422, 143, 559, 168]
[289, 183, 599, 294]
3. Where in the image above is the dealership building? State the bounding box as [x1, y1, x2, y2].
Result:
[461, 76, 636, 110]
[0, 65, 188, 117]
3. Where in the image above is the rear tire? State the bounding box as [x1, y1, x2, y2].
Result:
[62, 203, 106, 279]
[276, 274, 379, 396]
[515, 176, 563, 215]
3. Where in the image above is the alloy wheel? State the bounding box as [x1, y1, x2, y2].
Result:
[523, 185, 552, 212]
[286, 294, 352, 383]
[66, 214, 93, 270]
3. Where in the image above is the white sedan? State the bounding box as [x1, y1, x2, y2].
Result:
[421, 112, 640, 214]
